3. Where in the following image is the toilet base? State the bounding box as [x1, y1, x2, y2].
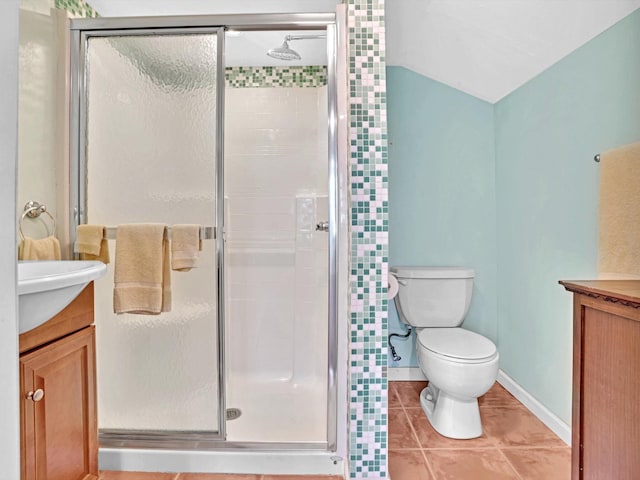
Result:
[419, 385, 483, 439]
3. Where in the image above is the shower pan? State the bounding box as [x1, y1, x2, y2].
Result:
[68, 12, 346, 476]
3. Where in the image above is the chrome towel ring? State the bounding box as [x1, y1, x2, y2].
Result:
[19, 201, 56, 240]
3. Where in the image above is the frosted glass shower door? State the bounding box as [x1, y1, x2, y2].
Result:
[82, 32, 222, 435]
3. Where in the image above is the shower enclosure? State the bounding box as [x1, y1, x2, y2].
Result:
[69, 13, 342, 471]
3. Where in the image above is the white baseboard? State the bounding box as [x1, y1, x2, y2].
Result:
[388, 367, 571, 446]
[388, 367, 426, 381]
[497, 370, 571, 446]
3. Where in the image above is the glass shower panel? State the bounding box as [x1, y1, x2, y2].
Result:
[84, 33, 219, 432]
[224, 30, 329, 443]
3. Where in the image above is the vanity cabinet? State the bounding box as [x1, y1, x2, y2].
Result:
[19, 283, 98, 480]
[560, 280, 640, 480]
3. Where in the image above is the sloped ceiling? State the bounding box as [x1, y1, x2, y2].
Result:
[386, 0, 640, 103]
[87, 0, 640, 103]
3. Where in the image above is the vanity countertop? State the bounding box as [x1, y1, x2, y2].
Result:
[559, 280, 640, 308]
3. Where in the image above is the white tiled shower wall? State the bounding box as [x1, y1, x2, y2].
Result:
[225, 86, 329, 384]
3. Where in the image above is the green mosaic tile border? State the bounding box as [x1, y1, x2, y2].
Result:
[347, 0, 389, 478]
[55, 0, 98, 18]
[225, 66, 327, 88]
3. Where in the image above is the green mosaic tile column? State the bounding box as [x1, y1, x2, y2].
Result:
[347, 0, 389, 478]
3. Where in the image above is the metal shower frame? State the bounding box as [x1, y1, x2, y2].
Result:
[69, 12, 339, 452]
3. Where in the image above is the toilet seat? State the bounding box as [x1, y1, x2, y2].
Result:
[417, 328, 497, 364]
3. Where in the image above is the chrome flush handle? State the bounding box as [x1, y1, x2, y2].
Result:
[315, 221, 329, 232]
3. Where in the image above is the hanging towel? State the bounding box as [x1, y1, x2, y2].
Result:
[18, 236, 61, 261]
[171, 224, 202, 272]
[75, 224, 110, 264]
[598, 142, 640, 278]
[113, 224, 171, 315]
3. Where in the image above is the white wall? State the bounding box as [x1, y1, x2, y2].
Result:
[0, 0, 21, 477]
[18, 1, 58, 240]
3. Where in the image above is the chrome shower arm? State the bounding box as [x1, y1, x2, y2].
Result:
[285, 34, 327, 42]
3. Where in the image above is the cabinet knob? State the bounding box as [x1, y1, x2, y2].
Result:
[26, 389, 44, 402]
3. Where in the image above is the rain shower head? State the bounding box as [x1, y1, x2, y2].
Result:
[266, 38, 301, 61]
[266, 34, 326, 61]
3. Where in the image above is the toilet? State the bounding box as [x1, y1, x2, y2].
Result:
[390, 266, 499, 439]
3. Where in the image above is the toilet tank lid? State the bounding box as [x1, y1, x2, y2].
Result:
[390, 266, 475, 279]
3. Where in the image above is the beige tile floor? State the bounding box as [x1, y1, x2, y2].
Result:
[388, 381, 571, 480]
[101, 381, 570, 480]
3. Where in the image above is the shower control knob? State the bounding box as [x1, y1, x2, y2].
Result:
[27, 389, 44, 402]
[315, 221, 329, 232]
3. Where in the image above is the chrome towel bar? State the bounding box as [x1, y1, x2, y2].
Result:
[102, 225, 215, 240]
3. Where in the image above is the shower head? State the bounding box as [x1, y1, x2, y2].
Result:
[266, 34, 326, 62]
[266, 38, 301, 61]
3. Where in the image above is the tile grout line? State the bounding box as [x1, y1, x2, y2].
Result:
[399, 405, 434, 476]
[400, 382, 511, 480]
[421, 446, 501, 451]
[499, 445, 570, 450]
[482, 407, 501, 450]
[419, 449, 439, 480]
[396, 385, 423, 450]
[392, 382, 570, 479]
[496, 447, 524, 480]
[484, 398, 568, 478]
[395, 383, 439, 480]
[402, 407, 439, 480]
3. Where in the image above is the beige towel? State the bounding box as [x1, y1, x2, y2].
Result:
[113, 224, 171, 315]
[171, 224, 202, 272]
[19, 236, 61, 260]
[598, 142, 640, 277]
[76, 224, 110, 264]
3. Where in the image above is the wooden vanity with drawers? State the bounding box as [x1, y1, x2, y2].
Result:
[560, 280, 640, 480]
[19, 282, 98, 480]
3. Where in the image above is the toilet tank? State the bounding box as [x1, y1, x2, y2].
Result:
[391, 266, 474, 328]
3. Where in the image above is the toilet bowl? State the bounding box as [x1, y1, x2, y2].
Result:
[390, 266, 499, 439]
[417, 327, 498, 438]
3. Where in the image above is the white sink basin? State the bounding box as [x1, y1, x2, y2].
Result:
[18, 260, 107, 334]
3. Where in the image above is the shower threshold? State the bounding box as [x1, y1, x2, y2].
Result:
[99, 429, 328, 451]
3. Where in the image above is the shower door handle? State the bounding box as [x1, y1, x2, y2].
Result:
[315, 221, 329, 232]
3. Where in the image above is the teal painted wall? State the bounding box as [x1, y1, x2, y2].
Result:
[388, 10, 640, 424]
[387, 67, 497, 367]
[495, 10, 640, 424]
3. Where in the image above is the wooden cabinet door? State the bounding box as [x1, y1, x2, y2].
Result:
[579, 305, 640, 479]
[20, 326, 98, 480]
